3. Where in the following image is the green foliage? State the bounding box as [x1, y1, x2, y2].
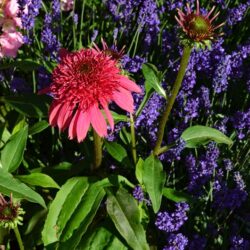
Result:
[181, 125, 233, 148]
[163, 188, 193, 203]
[105, 141, 127, 162]
[2, 94, 51, 118]
[0, 168, 46, 208]
[16, 173, 60, 189]
[106, 188, 149, 250]
[1, 125, 28, 172]
[78, 226, 128, 250]
[142, 155, 166, 213]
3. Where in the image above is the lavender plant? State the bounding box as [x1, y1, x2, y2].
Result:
[0, 0, 249, 249]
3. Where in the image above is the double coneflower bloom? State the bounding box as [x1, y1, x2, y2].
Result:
[46, 45, 141, 142]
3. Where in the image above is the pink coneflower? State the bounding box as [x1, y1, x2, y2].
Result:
[175, 0, 225, 43]
[47, 48, 141, 142]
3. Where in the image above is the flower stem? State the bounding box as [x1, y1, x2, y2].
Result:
[130, 113, 137, 164]
[93, 130, 103, 170]
[153, 46, 193, 156]
[13, 227, 24, 250]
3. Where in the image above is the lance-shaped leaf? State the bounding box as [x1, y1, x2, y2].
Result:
[0, 168, 46, 208]
[106, 188, 149, 250]
[181, 125, 233, 148]
[1, 125, 28, 172]
[142, 155, 166, 213]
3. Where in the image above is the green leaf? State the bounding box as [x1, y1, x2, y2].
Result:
[2, 94, 51, 118]
[105, 141, 127, 162]
[78, 226, 128, 250]
[135, 158, 144, 185]
[142, 155, 166, 213]
[58, 187, 106, 249]
[163, 188, 193, 203]
[16, 173, 60, 189]
[106, 188, 149, 250]
[181, 125, 233, 148]
[29, 120, 49, 135]
[0, 168, 46, 208]
[42, 177, 90, 245]
[142, 63, 166, 99]
[1, 125, 28, 172]
[110, 111, 128, 123]
[42, 178, 108, 247]
[0, 59, 42, 72]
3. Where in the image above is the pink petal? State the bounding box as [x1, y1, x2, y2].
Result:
[57, 103, 70, 130]
[49, 102, 62, 126]
[196, 0, 200, 15]
[112, 88, 134, 113]
[118, 76, 142, 93]
[89, 105, 107, 137]
[68, 110, 79, 140]
[76, 110, 90, 142]
[102, 101, 114, 130]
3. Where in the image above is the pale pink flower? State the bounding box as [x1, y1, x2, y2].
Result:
[61, 0, 73, 11]
[0, 0, 21, 31]
[45, 48, 141, 142]
[0, 31, 23, 57]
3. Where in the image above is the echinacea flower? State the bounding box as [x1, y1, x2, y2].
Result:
[0, 193, 24, 229]
[175, 0, 225, 44]
[46, 47, 141, 142]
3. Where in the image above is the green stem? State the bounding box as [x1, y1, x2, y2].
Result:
[13, 227, 24, 250]
[92, 130, 103, 170]
[153, 46, 193, 156]
[130, 113, 137, 164]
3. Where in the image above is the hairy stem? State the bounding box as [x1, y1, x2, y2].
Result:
[153, 46, 193, 155]
[13, 227, 24, 250]
[92, 130, 103, 170]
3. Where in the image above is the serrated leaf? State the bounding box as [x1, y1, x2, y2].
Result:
[0, 168, 46, 208]
[106, 188, 149, 250]
[142, 155, 166, 213]
[16, 173, 60, 189]
[1, 125, 28, 172]
[105, 141, 127, 162]
[181, 125, 233, 148]
[29, 120, 49, 135]
[142, 63, 166, 98]
[163, 188, 193, 203]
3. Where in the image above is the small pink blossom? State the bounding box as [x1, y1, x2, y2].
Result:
[61, 0, 73, 11]
[0, 31, 23, 57]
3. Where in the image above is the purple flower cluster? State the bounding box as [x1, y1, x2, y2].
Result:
[188, 234, 207, 250]
[121, 55, 146, 73]
[132, 186, 144, 202]
[163, 233, 188, 250]
[186, 143, 220, 194]
[213, 171, 248, 210]
[230, 235, 250, 250]
[18, 0, 42, 43]
[227, 3, 250, 26]
[41, 0, 61, 60]
[155, 202, 189, 232]
[232, 109, 250, 140]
